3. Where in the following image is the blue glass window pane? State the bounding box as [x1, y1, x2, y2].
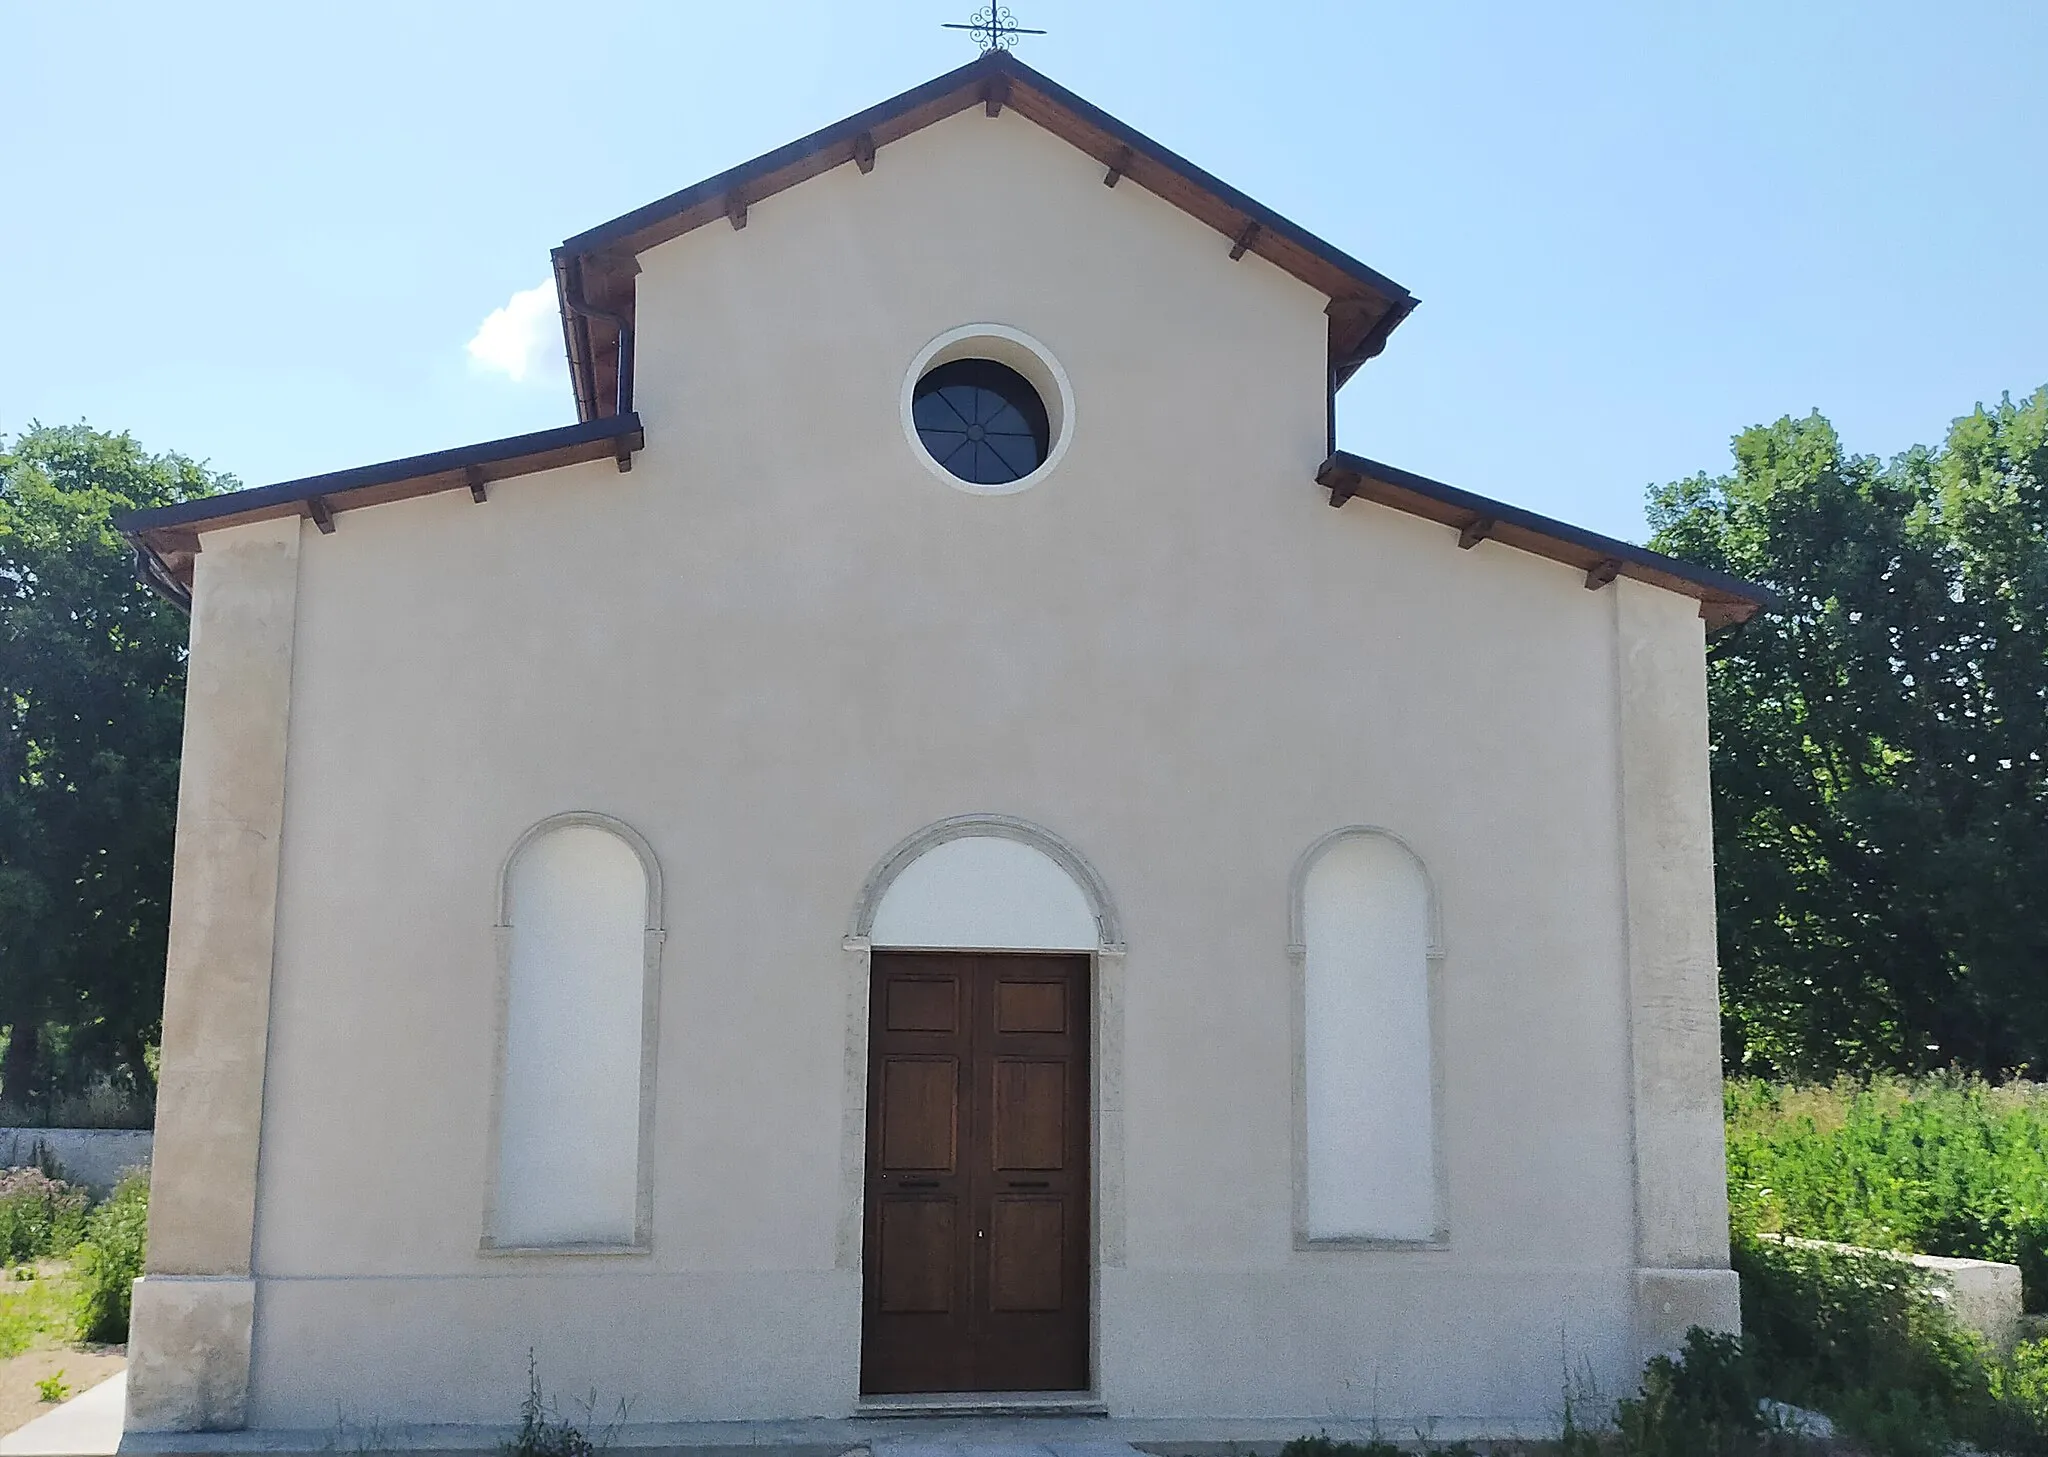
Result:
[911, 360, 1050, 485]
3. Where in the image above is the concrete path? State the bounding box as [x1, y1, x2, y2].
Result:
[0, 1373, 124, 1457]
[0, 1384, 1513, 1457]
[870, 1444, 1147, 1457]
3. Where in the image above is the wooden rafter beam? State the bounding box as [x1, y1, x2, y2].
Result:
[1312, 451, 1771, 629]
[119, 416, 648, 596]
[1458, 516, 1495, 549]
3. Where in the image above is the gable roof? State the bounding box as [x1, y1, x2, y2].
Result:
[115, 55, 1767, 631]
[1316, 452, 1770, 629]
[120, 415, 645, 602]
[550, 50, 1419, 424]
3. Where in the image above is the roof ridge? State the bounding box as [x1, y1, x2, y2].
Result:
[548, 53, 1416, 423]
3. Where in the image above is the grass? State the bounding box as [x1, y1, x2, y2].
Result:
[1727, 1074, 2048, 1309]
[0, 1264, 83, 1360]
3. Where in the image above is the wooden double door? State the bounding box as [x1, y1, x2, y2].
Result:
[860, 950, 1091, 1394]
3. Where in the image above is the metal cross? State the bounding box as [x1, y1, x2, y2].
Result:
[942, 5, 1046, 52]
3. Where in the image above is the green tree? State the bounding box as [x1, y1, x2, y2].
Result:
[1648, 390, 2048, 1076]
[0, 424, 228, 1104]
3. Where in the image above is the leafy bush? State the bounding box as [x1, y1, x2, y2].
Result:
[1727, 1075, 2048, 1309]
[1615, 1329, 1779, 1457]
[1735, 1231, 1995, 1455]
[71, 1170, 147, 1343]
[0, 1169, 89, 1263]
[1731, 1228, 2048, 1456]
[1278, 1437, 1408, 1457]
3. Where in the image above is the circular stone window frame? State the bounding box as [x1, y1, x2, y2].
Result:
[901, 323, 1075, 496]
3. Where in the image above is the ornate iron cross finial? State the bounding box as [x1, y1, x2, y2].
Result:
[943, 5, 1045, 52]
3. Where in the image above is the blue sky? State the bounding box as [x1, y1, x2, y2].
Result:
[5, 2, 2043, 541]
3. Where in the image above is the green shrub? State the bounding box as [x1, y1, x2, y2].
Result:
[0, 1169, 89, 1263]
[1733, 1228, 2048, 1456]
[1616, 1329, 1775, 1457]
[71, 1170, 147, 1344]
[1278, 1438, 1407, 1457]
[1727, 1075, 2048, 1310]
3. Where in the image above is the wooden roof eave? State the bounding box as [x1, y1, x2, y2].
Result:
[120, 415, 646, 604]
[1315, 452, 1772, 631]
[550, 52, 1416, 423]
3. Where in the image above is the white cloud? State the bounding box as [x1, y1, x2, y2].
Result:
[466, 279, 557, 382]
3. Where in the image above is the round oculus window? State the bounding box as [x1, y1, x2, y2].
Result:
[910, 359, 1051, 487]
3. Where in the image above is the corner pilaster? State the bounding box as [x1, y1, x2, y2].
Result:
[1613, 578, 1740, 1364]
[127, 516, 302, 1432]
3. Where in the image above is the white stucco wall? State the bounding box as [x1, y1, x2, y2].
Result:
[194, 106, 1725, 1431]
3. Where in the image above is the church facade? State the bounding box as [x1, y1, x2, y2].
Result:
[120, 52, 1762, 1438]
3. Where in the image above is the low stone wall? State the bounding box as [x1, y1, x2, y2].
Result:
[1915, 1251, 2025, 1353]
[1761, 1232, 2023, 1352]
[0, 1128, 152, 1196]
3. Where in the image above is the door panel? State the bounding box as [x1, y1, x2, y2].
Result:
[877, 1201, 957, 1313]
[994, 979, 1067, 1034]
[886, 977, 959, 1033]
[988, 1198, 1065, 1310]
[992, 1060, 1066, 1169]
[879, 1058, 958, 1170]
[861, 951, 1090, 1394]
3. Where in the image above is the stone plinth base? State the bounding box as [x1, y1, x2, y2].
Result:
[1635, 1266, 1742, 1367]
[125, 1277, 254, 1432]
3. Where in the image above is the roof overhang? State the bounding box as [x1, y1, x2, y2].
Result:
[118, 414, 645, 602]
[114, 62, 1759, 637]
[550, 51, 1418, 424]
[1316, 452, 1771, 630]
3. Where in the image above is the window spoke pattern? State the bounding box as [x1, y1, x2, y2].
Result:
[912, 360, 1051, 486]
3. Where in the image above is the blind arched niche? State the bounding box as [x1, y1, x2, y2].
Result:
[851, 813, 1121, 951]
[486, 813, 664, 1252]
[1293, 827, 1444, 1245]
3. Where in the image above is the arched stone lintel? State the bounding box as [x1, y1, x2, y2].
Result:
[1287, 824, 1444, 960]
[848, 812, 1124, 951]
[495, 811, 665, 933]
